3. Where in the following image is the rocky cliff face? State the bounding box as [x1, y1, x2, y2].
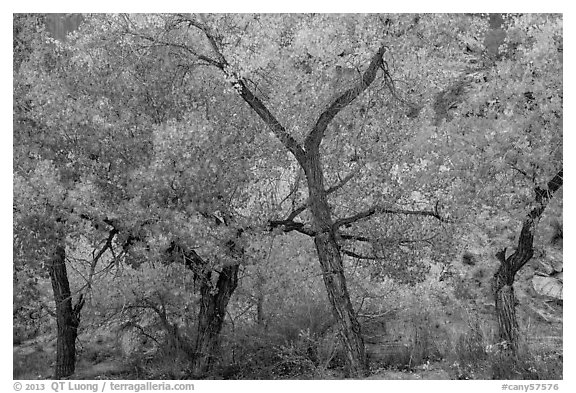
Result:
[44, 13, 83, 42]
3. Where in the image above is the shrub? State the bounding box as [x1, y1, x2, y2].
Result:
[490, 349, 563, 380]
[13, 344, 53, 379]
[454, 321, 487, 366]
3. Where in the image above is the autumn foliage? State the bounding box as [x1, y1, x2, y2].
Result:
[13, 13, 562, 380]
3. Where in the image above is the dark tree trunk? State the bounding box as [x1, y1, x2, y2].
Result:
[314, 232, 368, 377]
[304, 155, 368, 378]
[192, 264, 239, 376]
[492, 170, 562, 353]
[256, 292, 266, 328]
[47, 245, 84, 379]
[255, 271, 267, 328]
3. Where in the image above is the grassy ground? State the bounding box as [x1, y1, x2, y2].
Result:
[14, 323, 561, 380]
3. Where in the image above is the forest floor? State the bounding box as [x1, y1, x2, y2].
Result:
[14, 294, 561, 381]
[13, 334, 131, 380]
[12, 333, 455, 380]
[14, 313, 562, 381]
[14, 339, 560, 380]
[8, 336, 501, 381]
[14, 339, 455, 380]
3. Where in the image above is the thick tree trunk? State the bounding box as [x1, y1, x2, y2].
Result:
[47, 245, 84, 379]
[492, 170, 562, 353]
[192, 264, 239, 376]
[494, 282, 520, 351]
[314, 232, 368, 377]
[492, 224, 535, 353]
[304, 155, 368, 378]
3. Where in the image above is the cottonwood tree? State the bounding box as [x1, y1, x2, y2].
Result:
[14, 15, 95, 378]
[110, 13, 485, 376]
[15, 13, 271, 377]
[410, 13, 562, 352]
[13, 14, 193, 377]
[482, 15, 562, 353]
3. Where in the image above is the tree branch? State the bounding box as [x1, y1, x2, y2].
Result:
[304, 44, 388, 154]
[339, 232, 371, 242]
[326, 164, 363, 195]
[92, 227, 118, 266]
[334, 204, 450, 229]
[532, 169, 563, 219]
[183, 15, 307, 164]
[341, 248, 380, 260]
[234, 78, 307, 163]
[124, 29, 223, 68]
[86, 227, 119, 290]
[285, 204, 308, 222]
[176, 14, 227, 65]
[496, 168, 563, 275]
[268, 219, 316, 237]
[284, 165, 361, 221]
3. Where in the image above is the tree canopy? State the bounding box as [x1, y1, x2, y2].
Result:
[13, 13, 562, 380]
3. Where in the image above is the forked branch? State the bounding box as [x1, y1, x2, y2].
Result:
[304, 44, 388, 154]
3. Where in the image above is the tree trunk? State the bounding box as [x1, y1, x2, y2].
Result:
[192, 264, 239, 376]
[256, 292, 266, 328]
[494, 282, 519, 351]
[47, 244, 84, 379]
[492, 170, 562, 353]
[201, 37, 387, 379]
[304, 155, 369, 378]
[314, 232, 368, 377]
[254, 270, 267, 328]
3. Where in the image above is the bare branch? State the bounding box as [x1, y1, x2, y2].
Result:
[121, 321, 162, 346]
[284, 165, 361, 221]
[176, 14, 226, 65]
[358, 310, 395, 320]
[268, 219, 316, 237]
[86, 227, 118, 290]
[304, 44, 388, 154]
[286, 204, 308, 222]
[326, 164, 363, 194]
[339, 231, 437, 246]
[334, 204, 450, 229]
[124, 29, 223, 68]
[278, 169, 303, 209]
[92, 228, 118, 266]
[509, 163, 532, 181]
[341, 248, 379, 260]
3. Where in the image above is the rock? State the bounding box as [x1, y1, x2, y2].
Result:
[532, 275, 563, 300]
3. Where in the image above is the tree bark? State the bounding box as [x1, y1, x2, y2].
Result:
[47, 244, 84, 379]
[192, 264, 239, 376]
[304, 154, 369, 377]
[494, 282, 519, 351]
[492, 170, 562, 353]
